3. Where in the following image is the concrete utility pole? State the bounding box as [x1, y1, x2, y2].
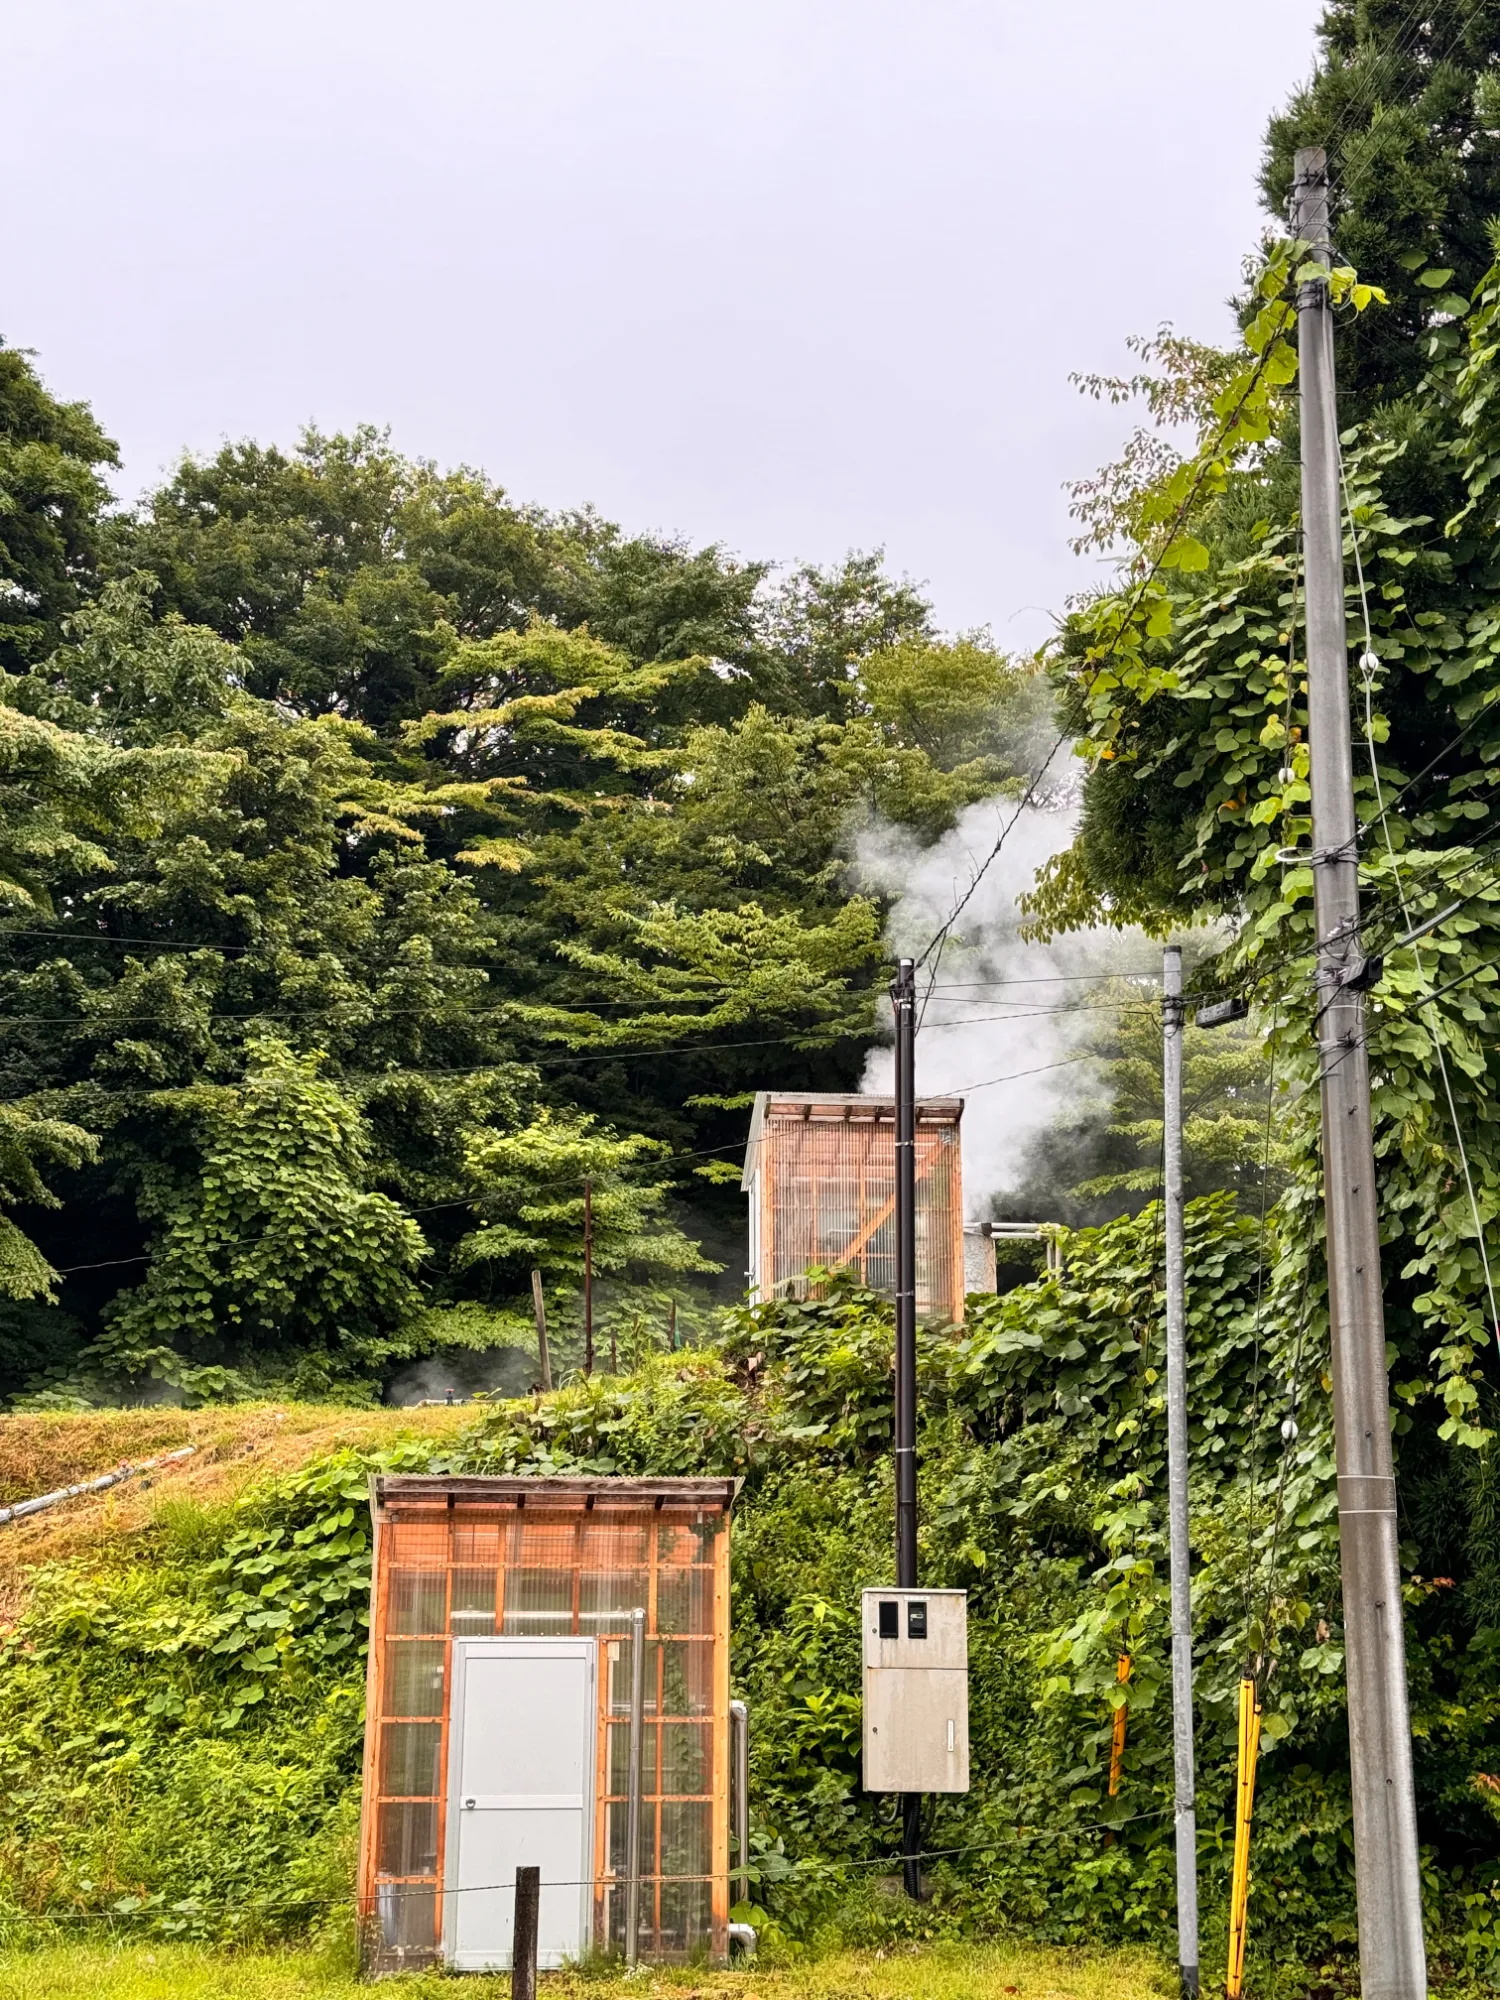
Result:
[1161, 947, 1199, 1999]
[890, 955, 921, 1897]
[1293, 146, 1426, 2000]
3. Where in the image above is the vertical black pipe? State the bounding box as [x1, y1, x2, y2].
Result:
[891, 955, 921, 1898]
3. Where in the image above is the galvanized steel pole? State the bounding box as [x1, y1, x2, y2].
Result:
[1162, 947, 1199, 1998]
[1294, 145, 1426, 2000]
[730, 1699, 750, 1907]
[891, 955, 921, 1897]
[625, 1605, 646, 1964]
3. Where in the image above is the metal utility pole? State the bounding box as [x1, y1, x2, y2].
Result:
[583, 1178, 594, 1376]
[890, 955, 921, 1897]
[1162, 947, 1199, 1999]
[1294, 145, 1426, 2000]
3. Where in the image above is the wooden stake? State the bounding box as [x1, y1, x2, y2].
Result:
[512, 1863, 539, 2000]
[583, 1178, 594, 1376]
[530, 1269, 552, 1391]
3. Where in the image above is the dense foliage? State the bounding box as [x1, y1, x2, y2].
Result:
[3, 1214, 1499, 1989]
[0, 351, 1062, 1405]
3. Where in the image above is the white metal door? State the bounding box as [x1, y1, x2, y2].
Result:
[444, 1638, 596, 1970]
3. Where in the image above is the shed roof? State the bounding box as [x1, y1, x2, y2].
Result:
[370, 1473, 739, 1518]
[742, 1089, 964, 1190]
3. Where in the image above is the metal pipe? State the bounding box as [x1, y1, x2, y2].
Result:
[0, 1446, 196, 1526]
[892, 957, 918, 1588]
[890, 957, 921, 1901]
[625, 1605, 646, 1965]
[730, 1699, 749, 1908]
[1162, 946, 1199, 1998]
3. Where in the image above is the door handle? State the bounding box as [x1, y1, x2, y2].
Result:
[465, 1797, 476, 1809]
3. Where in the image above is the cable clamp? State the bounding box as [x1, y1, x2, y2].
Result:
[1274, 842, 1356, 868]
[1340, 953, 1384, 994]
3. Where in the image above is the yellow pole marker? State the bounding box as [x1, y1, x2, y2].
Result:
[1226, 1674, 1262, 1999]
[1108, 1652, 1132, 1797]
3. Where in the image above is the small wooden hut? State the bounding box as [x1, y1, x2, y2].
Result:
[358, 1473, 736, 1974]
[741, 1091, 966, 1323]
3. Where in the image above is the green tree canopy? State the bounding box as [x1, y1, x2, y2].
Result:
[0, 341, 118, 674]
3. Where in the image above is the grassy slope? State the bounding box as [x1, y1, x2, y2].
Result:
[0, 1403, 473, 1616]
[0, 1941, 1170, 2000]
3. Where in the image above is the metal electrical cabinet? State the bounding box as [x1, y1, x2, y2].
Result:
[861, 1587, 969, 1794]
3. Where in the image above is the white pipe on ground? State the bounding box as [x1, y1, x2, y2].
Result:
[0, 1445, 197, 1526]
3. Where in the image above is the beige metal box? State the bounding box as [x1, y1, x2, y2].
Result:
[860, 1588, 969, 1794]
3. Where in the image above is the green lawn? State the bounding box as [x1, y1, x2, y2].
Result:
[0, 1940, 1172, 2000]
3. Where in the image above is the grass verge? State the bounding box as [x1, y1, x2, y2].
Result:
[0, 1940, 1173, 2000]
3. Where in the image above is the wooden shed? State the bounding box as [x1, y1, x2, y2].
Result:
[358, 1473, 737, 1974]
[741, 1091, 966, 1323]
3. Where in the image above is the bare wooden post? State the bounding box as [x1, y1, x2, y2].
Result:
[512, 1863, 539, 2000]
[530, 1269, 552, 1391]
[668, 1298, 677, 1350]
[583, 1178, 594, 1376]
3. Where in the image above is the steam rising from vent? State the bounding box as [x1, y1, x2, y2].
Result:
[854, 798, 1160, 1217]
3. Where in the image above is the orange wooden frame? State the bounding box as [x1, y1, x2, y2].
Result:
[752, 1099, 966, 1323]
[357, 1476, 737, 1973]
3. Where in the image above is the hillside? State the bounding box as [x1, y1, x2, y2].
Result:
[0, 1403, 473, 1610]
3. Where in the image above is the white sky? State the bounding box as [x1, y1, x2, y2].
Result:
[6, 0, 1323, 647]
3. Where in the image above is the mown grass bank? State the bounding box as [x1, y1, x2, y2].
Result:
[0, 1940, 1171, 2000]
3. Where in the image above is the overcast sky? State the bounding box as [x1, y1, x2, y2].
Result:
[6, 0, 1323, 647]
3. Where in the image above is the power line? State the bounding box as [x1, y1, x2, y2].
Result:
[0, 1024, 875, 1105]
[1341, 439, 1500, 1351]
[911, 303, 1300, 974]
[14, 1811, 1178, 1929]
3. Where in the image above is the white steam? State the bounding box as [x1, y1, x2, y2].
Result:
[854, 797, 1160, 1218]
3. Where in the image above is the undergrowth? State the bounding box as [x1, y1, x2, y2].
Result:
[2, 1197, 1499, 1996]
